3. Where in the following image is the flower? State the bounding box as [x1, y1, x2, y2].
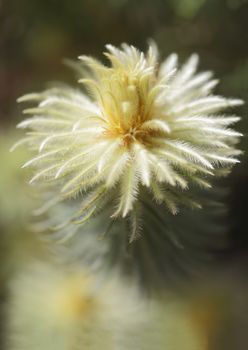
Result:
[15, 43, 243, 239]
[7, 263, 146, 350]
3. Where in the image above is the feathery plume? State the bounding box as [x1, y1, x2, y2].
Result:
[15, 43, 243, 239]
[7, 263, 145, 350]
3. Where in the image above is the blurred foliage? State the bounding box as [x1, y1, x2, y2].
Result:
[0, 133, 49, 286]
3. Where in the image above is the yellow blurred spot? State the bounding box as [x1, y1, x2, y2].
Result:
[51, 274, 95, 322]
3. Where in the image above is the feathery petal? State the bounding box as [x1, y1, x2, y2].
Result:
[15, 43, 243, 240]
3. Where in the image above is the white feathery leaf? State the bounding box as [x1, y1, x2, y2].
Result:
[162, 140, 214, 169]
[200, 126, 242, 137]
[10, 137, 34, 152]
[190, 176, 212, 189]
[141, 119, 171, 133]
[105, 151, 130, 187]
[154, 147, 189, 166]
[174, 174, 188, 189]
[133, 143, 151, 187]
[55, 142, 108, 179]
[150, 182, 178, 214]
[75, 186, 106, 218]
[129, 203, 142, 243]
[22, 147, 67, 169]
[159, 53, 178, 78]
[171, 54, 199, 85]
[62, 171, 104, 198]
[116, 162, 139, 218]
[38, 127, 103, 152]
[204, 153, 240, 164]
[17, 117, 72, 129]
[61, 161, 98, 193]
[97, 139, 121, 173]
[17, 93, 42, 103]
[148, 154, 176, 186]
[174, 115, 240, 125]
[167, 71, 212, 100]
[171, 97, 243, 116]
[29, 164, 61, 184]
[200, 79, 219, 95]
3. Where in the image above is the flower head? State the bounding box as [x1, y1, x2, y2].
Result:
[8, 263, 146, 350]
[15, 43, 243, 239]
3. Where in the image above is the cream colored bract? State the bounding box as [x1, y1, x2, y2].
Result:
[15, 43, 243, 239]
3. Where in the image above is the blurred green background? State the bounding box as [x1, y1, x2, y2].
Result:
[0, 0, 248, 349]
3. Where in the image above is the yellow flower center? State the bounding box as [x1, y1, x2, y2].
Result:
[100, 70, 157, 147]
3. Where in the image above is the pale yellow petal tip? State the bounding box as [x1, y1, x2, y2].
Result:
[231, 99, 244, 106]
[17, 93, 40, 103]
[78, 55, 87, 60]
